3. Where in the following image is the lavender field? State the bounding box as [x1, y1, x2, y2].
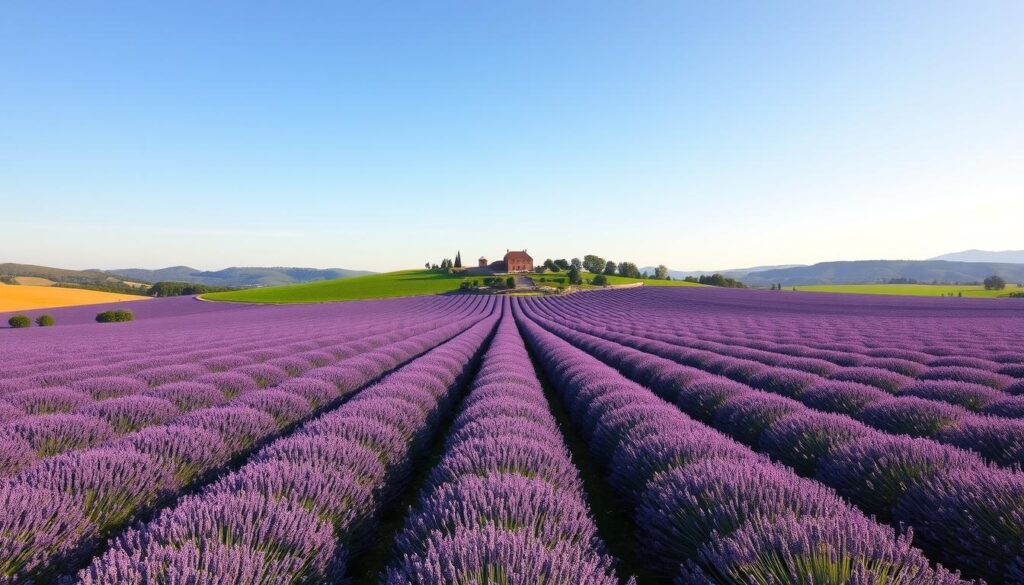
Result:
[2, 289, 1023, 584]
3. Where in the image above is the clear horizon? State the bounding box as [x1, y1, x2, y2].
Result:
[3, 2, 1022, 272]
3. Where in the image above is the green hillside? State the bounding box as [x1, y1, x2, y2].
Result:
[792, 283, 1020, 298]
[202, 270, 467, 303]
[203, 269, 703, 303]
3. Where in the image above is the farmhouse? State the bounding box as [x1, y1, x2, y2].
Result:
[468, 250, 534, 274]
[503, 250, 533, 272]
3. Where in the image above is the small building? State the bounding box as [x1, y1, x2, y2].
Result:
[504, 250, 533, 273]
[465, 249, 534, 275]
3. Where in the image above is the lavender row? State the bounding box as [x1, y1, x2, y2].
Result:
[384, 304, 626, 584]
[0, 299, 494, 583]
[78, 303, 499, 583]
[526, 300, 1024, 469]
[536, 289, 1024, 386]
[529, 295, 1024, 400]
[519, 301, 1023, 582]
[553, 287, 1024, 361]
[512, 299, 966, 584]
[0, 295, 468, 392]
[0, 297, 487, 475]
[0, 295, 439, 377]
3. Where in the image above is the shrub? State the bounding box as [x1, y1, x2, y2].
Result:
[8, 315, 31, 328]
[34, 314, 55, 327]
[592, 274, 608, 286]
[96, 309, 134, 323]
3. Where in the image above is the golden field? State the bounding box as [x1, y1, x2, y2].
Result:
[0, 283, 150, 312]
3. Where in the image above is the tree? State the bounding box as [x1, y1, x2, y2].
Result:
[984, 275, 1007, 290]
[583, 255, 605, 273]
[592, 274, 608, 286]
[506, 276, 516, 289]
[454, 252, 462, 269]
[603, 261, 617, 275]
[617, 262, 641, 279]
[554, 259, 570, 271]
[567, 266, 583, 285]
[544, 259, 560, 272]
[8, 315, 31, 328]
[698, 273, 746, 288]
[570, 258, 583, 271]
[655, 265, 669, 280]
[425, 262, 431, 269]
[96, 309, 134, 323]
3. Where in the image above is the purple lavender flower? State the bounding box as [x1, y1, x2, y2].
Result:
[712, 393, 803, 446]
[760, 411, 872, 476]
[0, 483, 96, 582]
[383, 526, 620, 585]
[800, 381, 888, 415]
[88, 491, 337, 582]
[636, 460, 847, 578]
[2, 413, 115, 457]
[682, 513, 966, 584]
[145, 381, 228, 411]
[233, 389, 311, 427]
[817, 434, 984, 519]
[194, 371, 259, 398]
[14, 447, 174, 532]
[76, 395, 180, 433]
[171, 407, 277, 454]
[5, 387, 92, 414]
[112, 425, 229, 486]
[918, 366, 1014, 389]
[829, 367, 912, 392]
[70, 376, 148, 400]
[857, 396, 967, 437]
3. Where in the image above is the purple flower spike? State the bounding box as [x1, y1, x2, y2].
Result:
[0, 483, 96, 582]
[15, 447, 173, 532]
[76, 395, 180, 433]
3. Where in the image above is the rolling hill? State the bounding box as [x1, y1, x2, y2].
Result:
[108, 266, 374, 287]
[642, 264, 805, 281]
[742, 260, 1024, 287]
[929, 249, 1024, 264]
[0, 263, 147, 291]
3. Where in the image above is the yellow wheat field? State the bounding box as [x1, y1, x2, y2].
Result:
[0, 283, 151, 312]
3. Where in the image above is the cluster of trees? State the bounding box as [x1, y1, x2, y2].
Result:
[541, 254, 672, 281]
[428, 253, 464, 272]
[7, 314, 55, 328]
[96, 309, 134, 323]
[146, 282, 236, 297]
[683, 273, 747, 288]
[984, 275, 1007, 290]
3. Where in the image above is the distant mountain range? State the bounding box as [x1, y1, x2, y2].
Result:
[641, 264, 806, 281]
[929, 249, 1024, 264]
[1, 263, 373, 289]
[644, 250, 1024, 286]
[106, 266, 374, 287]
[741, 260, 1024, 287]
[0, 263, 143, 290]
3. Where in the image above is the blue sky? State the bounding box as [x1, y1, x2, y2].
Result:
[2, 1, 1021, 271]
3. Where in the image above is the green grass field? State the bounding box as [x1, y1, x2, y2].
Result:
[202, 269, 702, 303]
[792, 283, 1023, 298]
[202, 270, 471, 303]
